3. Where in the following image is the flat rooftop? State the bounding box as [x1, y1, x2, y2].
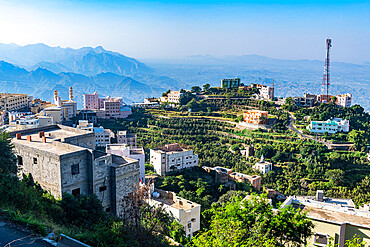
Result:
[303, 206, 370, 226]
[11, 125, 91, 155]
[285, 196, 370, 226]
[152, 143, 188, 154]
[152, 194, 200, 211]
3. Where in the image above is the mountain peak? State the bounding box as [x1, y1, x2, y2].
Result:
[93, 46, 106, 53]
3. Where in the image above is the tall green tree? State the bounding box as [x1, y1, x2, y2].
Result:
[0, 131, 17, 175]
[203, 84, 211, 92]
[192, 195, 313, 247]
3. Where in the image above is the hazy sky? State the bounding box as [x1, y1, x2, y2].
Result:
[0, 0, 369, 63]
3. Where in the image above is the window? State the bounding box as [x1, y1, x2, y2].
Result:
[33, 157, 37, 164]
[71, 164, 79, 175]
[72, 188, 80, 197]
[313, 233, 328, 246]
[99, 185, 107, 192]
[17, 156, 23, 166]
[191, 218, 196, 222]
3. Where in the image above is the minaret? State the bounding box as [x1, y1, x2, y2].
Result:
[69, 87, 74, 101]
[54, 90, 59, 105]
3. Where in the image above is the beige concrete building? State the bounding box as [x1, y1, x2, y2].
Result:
[117, 131, 137, 147]
[167, 91, 183, 104]
[0, 93, 31, 112]
[150, 143, 198, 176]
[10, 125, 139, 216]
[281, 191, 370, 247]
[149, 186, 201, 238]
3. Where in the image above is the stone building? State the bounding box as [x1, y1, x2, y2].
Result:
[150, 143, 198, 176]
[106, 144, 145, 183]
[10, 125, 139, 216]
[149, 186, 201, 238]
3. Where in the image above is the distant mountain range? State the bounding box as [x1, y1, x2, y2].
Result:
[0, 44, 178, 105]
[0, 43, 369, 110]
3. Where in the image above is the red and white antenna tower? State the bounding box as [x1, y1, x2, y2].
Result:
[322, 38, 332, 102]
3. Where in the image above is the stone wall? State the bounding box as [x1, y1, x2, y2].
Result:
[14, 143, 63, 198]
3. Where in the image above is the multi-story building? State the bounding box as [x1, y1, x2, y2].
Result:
[117, 131, 137, 147]
[82, 92, 132, 119]
[10, 125, 139, 216]
[78, 110, 98, 124]
[106, 144, 145, 183]
[83, 92, 100, 110]
[229, 172, 261, 191]
[281, 191, 370, 247]
[149, 186, 201, 238]
[317, 94, 333, 103]
[293, 93, 317, 107]
[336, 93, 352, 108]
[0, 93, 32, 112]
[150, 143, 198, 176]
[307, 118, 350, 134]
[76, 120, 114, 147]
[251, 84, 274, 100]
[253, 155, 273, 174]
[93, 127, 114, 147]
[242, 110, 268, 125]
[167, 91, 183, 104]
[221, 78, 241, 88]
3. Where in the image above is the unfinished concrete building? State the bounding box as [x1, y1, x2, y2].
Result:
[10, 125, 139, 216]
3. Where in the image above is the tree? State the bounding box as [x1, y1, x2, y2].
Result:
[0, 131, 17, 175]
[162, 90, 170, 97]
[203, 84, 211, 92]
[191, 195, 313, 247]
[179, 92, 195, 105]
[325, 169, 344, 186]
[191, 86, 201, 93]
[348, 130, 367, 151]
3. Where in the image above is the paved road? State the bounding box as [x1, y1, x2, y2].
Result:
[0, 221, 50, 247]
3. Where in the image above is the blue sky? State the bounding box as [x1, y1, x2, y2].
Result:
[0, 0, 369, 63]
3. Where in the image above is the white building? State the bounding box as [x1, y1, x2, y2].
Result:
[167, 91, 183, 104]
[7, 115, 53, 131]
[150, 143, 198, 176]
[106, 144, 145, 183]
[260, 86, 274, 100]
[149, 186, 201, 238]
[76, 120, 94, 131]
[307, 118, 350, 134]
[336, 93, 352, 108]
[253, 155, 273, 174]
